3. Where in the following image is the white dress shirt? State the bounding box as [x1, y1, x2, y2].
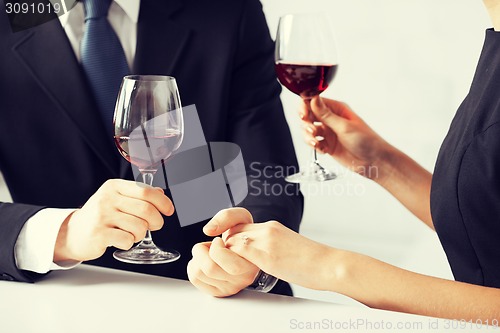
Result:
[14, 0, 140, 274]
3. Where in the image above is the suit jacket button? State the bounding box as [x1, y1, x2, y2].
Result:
[0, 273, 14, 281]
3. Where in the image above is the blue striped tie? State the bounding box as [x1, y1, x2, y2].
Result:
[81, 0, 129, 134]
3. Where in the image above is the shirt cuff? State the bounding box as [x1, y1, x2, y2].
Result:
[14, 208, 81, 274]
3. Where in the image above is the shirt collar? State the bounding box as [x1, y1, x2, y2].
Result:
[57, 0, 140, 28]
[115, 0, 140, 24]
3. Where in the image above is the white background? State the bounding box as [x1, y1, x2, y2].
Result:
[0, 0, 492, 304]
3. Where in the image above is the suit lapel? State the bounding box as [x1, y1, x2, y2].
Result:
[119, 0, 192, 180]
[12, 19, 120, 176]
[133, 0, 191, 76]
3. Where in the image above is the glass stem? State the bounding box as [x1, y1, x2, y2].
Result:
[141, 172, 155, 247]
[304, 96, 319, 166]
[311, 148, 319, 164]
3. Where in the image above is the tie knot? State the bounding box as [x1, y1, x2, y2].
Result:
[83, 0, 112, 20]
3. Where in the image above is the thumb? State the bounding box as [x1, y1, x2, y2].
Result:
[203, 208, 254, 236]
[310, 96, 347, 132]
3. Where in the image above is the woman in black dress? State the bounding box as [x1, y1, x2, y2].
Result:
[201, 0, 500, 321]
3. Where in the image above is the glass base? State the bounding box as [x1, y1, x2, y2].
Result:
[113, 242, 180, 264]
[286, 162, 337, 183]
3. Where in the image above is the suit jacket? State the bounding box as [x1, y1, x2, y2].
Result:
[0, 0, 303, 294]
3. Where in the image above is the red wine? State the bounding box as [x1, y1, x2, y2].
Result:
[275, 63, 337, 98]
[114, 130, 181, 172]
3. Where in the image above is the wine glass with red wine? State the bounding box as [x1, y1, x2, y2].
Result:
[275, 13, 339, 183]
[113, 75, 183, 264]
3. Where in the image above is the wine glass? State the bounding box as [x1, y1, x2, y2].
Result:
[113, 75, 183, 264]
[275, 13, 339, 183]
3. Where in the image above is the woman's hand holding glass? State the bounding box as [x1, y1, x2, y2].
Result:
[301, 97, 395, 183]
[302, 97, 433, 225]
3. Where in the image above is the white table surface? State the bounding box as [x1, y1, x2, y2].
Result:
[0, 265, 481, 333]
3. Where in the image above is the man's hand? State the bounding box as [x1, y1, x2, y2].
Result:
[187, 208, 260, 297]
[54, 179, 174, 262]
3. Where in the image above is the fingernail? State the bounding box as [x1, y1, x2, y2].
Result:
[310, 140, 317, 147]
[313, 121, 322, 126]
[299, 112, 305, 119]
[203, 223, 219, 234]
[306, 126, 314, 134]
[315, 136, 325, 141]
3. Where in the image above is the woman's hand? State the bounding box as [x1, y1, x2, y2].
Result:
[301, 97, 393, 182]
[221, 217, 335, 291]
[302, 96, 434, 228]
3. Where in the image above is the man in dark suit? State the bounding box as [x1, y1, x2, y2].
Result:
[0, 0, 303, 296]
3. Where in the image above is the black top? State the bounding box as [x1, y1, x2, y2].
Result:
[431, 29, 500, 288]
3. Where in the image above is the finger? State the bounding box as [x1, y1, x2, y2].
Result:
[302, 131, 321, 151]
[299, 99, 310, 121]
[310, 126, 331, 144]
[115, 196, 164, 231]
[300, 99, 318, 122]
[310, 97, 348, 132]
[224, 223, 254, 241]
[224, 232, 265, 269]
[187, 260, 227, 297]
[111, 180, 175, 216]
[302, 131, 329, 153]
[300, 103, 314, 125]
[305, 130, 330, 154]
[209, 237, 257, 276]
[302, 123, 318, 137]
[315, 144, 329, 154]
[112, 214, 149, 242]
[311, 122, 330, 137]
[302, 126, 326, 143]
[203, 208, 253, 236]
[105, 228, 135, 250]
[192, 240, 230, 280]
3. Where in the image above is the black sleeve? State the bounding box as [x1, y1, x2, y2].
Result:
[458, 123, 500, 286]
[0, 202, 47, 282]
[227, 0, 303, 231]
